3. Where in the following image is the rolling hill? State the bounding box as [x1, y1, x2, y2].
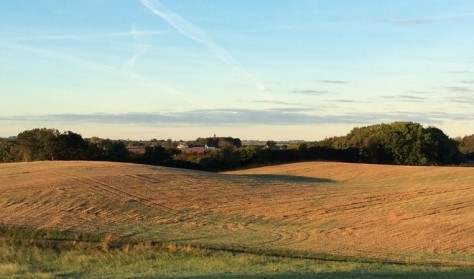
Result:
[0, 161, 473, 266]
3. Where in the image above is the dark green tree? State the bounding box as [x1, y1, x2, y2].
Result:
[327, 122, 462, 166]
[0, 138, 14, 162]
[424, 127, 462, 165]
[265, 140, 277, 149]
[87, 137, 130, 162]
[139, 146, 173, 165]
[13, 128, 60, 161]
[198, 146, 242, 171]
[55, 131, 88, 160]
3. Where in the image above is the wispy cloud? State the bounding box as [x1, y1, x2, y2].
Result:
[253, 100, 303, 106]
[1, 110, 319, 125]
[409, 90, 437, 95]
[139, 0, 270, 99]
[447, 70, 473, 74]
[381, 95, 427, 102]
[252, 100, 316, 108]
[4, 109, 472, 126]
[268, 107, 316, 112]
[4, 30, 164, 41]
[140, 0, 232, 64]
[3, 27, 160, 79]
[328, 99, 367, 104]
[0, 39, 203, 108]
[398, 95, 426, 100]
[321, 80, 350, 84]
[122, 28, 150, 70]
[446, 86, 473, 93]
[461, 80, 474, 84]
[380, 13, 474, 25]
[446, 96, 474, 104]
[292, 89, 330, 95]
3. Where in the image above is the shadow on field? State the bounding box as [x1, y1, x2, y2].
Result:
[136, 269, 474, 279]
[236, 174, 334, 184]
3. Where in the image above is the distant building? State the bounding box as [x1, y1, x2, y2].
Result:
[177, 143, 216, 154]
[177, 143, 189, 149]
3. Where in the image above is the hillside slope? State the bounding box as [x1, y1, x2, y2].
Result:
[1, 161, 473, 265]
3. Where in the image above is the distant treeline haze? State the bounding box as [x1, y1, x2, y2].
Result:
[1, 122, 473, 171]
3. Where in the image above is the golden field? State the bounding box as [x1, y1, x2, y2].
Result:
[1, 161, 473, 266]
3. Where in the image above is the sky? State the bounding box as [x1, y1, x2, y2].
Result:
[1, 0, 473, 140]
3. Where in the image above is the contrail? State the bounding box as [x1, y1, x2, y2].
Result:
[0, 39, 204, 108]
[122, 28, 150, 70]
[139, 0, 271, 99]
[140, 0, 233, 65]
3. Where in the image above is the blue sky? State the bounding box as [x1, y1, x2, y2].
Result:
[1, 0, 473, 140]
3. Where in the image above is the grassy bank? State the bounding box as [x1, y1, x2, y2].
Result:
[1, 239, 473, 279]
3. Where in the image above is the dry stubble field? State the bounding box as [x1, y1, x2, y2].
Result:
[0, 161, 473, 266]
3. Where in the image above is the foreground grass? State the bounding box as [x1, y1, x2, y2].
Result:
[0, 241, 472, 279]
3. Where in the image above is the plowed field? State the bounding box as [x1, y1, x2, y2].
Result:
[1, 161, 473, 265]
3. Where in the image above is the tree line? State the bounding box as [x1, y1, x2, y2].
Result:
[317, 122, 466, 166]
[1, 122, 473, 171]
[0, 129, 128, 163]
